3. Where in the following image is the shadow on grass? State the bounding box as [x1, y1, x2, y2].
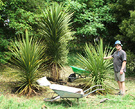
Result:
[44, 99, 81, 108]
[0, 81, 20, 94]
[0, 81, 45, 96]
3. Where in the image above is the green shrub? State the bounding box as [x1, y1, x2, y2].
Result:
[126, 50, 135, 76]
[67, 53, 78, 66]
[0, 37, 10, 64]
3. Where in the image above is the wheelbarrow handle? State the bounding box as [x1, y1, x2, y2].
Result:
[83, 85, 104, 97]
[83, 85, 102, 93]
[83, 89, 104, 97]
[44, 96, 60, 102]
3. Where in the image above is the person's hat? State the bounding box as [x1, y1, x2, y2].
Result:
[114, 40, 123, 46]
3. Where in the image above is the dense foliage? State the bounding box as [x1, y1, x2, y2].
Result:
[110, 0, 135, 52]
[65, 0, 115, 42]
[126, 50, 135, 76]
[116, 11, 135, 53]
[0, 0, 42, 64]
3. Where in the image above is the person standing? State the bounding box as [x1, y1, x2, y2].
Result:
[104, 40, 126, 95]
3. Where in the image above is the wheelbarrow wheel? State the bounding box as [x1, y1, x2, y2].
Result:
[68, 73, 76, 82]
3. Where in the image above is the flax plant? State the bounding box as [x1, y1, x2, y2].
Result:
[38, 2, 73, 81]
[77, 39, 114, 86]
[9, 30, 46, 96]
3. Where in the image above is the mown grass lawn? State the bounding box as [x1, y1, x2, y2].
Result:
[0, 65, 135, 109]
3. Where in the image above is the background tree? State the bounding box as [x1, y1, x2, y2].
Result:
[64, 0, 116, 51]
[0, 0, 10, 64]
[110, 0, 135, 52]
[1, 0, 41, 35]
[0, 0, 45, 64]
[38, 2, 73, 81]
[116, 11, 135, 53]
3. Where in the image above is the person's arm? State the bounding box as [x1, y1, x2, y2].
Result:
[104, 56, 113, 60]
[120, 61, 126, 74]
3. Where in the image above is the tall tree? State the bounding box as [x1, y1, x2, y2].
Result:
[38, 2, 73, 81]
[111, 0, 135, 52]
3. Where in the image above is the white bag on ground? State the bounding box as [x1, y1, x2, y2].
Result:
[37, 76, 51, 86]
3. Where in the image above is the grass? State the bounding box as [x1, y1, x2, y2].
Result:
[0, 65, 135, 109]
[1, 91, 135, 109]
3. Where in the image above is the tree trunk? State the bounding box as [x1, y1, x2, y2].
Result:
[51, 63, 60, 82]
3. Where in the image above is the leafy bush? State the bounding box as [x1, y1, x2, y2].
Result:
[0, 37, 10, 64]
[67, 53, 78, 66]
[126, 50, 135, 76]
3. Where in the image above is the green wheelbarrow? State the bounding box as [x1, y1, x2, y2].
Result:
[68, 66, 91, 82]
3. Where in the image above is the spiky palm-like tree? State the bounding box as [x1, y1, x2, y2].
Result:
[38, 2, 73, 81]
[77, 39, 114, 85]
[9, 30, 46, 96]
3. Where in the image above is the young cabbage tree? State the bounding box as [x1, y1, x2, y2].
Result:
[77, 39, 114, 85]
[38, 2, 73, 81]
[9, 30, 46, 96]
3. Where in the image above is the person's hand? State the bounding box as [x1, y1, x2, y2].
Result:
[120, 69, 123, 75]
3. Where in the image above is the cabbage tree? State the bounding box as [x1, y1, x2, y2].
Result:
[9, 30, 46, 96]
[38, 2, 73, 81]
[77, 39, 114, 85]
